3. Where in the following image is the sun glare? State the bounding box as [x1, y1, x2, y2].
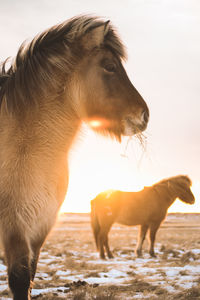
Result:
[86, 118, 111, 130]
[60, 126, 200, 214]
[88, 120, 102, 128]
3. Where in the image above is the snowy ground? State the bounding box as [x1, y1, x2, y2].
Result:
[0, 213, 200, 299]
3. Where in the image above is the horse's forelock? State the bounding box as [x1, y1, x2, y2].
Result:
[104, 28, 127, 60]
[67, 16, 126, 59]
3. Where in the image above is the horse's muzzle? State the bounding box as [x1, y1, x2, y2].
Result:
[142, 110, 149, 125]
[189, 197, 195, 205]
[123, 109, 149, 136]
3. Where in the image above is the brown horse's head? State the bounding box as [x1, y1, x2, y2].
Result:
[0, 16, 148, 141]
[71, 18, 149, 139]
[171, 175, 195, 205]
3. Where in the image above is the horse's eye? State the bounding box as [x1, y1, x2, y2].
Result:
[104, 63, 116, 73]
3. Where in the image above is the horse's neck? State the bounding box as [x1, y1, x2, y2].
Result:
[154, 184, 177, 208]
[167, 193, 177, 207]
[38, 106, 80, 156]
[1, 97, 81, 161]
[42, 101, 80, 150]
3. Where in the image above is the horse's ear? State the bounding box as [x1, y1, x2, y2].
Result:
[81, 21, 110, 50]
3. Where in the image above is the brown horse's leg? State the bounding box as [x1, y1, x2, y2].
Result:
[148, 223, 160, 257]
[3, 231, 31, 300]
[135, 224, 148, 257]
[98, 222, 114, 259]
[98, 228, 111, 259]
[98, 232, 105, 259]
[104, 233, 114, 259]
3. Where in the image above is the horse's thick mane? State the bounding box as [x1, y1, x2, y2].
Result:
[0, 15, 126, 112]
[152, 175, 192, 197]
[148, 175, 193, 206]
[160, 175, 191, 186]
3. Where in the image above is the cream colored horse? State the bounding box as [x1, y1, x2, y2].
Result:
[0, 16, 149, 299]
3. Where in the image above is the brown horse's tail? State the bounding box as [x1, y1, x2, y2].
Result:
[90, 199, 100, 250]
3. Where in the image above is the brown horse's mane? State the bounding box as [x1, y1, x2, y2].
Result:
[0, 15, 126, 113]
[154, 175, 192, 187]
[151, 175, 192, 200]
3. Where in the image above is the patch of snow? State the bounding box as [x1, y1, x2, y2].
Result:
[64, 274, 84, 282]
[59, 276, 70, 280]
[40, 251, 49, 256]
[37, 261, 60, 270]
[70, 250, 82, 256]
[135, 257, 157, 264]
[178, 249, 186, 255]
[135, 267, 157, 274]
[85, 276, 126, 285]
[39, 257, 55, 264]
[0, 263, 6, 271]
[132, 293, 154, 299]
[0, 284, 8, 292]
[165, 268, 179, 277]
[36, 272, 50, 278]
[164, 285, 177, 293]
[102, 269, 127, 278]
[65, 273, 126, 285]
[192, 249, 200, 254]
[182, 264, 200, 273]
[56, 270, 71, 276]
[178, 280, 197, 289]
[32, 286, 69, 296]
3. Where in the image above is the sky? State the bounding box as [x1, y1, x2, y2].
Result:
[0, 0, 200, 213]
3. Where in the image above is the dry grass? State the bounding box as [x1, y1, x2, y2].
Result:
[0, 213, 200, 299]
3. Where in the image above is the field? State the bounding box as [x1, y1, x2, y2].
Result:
[0, 213, 200, 299]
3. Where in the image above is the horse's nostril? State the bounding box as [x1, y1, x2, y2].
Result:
[142, 110, 149, 124]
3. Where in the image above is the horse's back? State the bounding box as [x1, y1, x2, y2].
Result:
[116, 188, 166, 226]
[91, 186, 167, 227]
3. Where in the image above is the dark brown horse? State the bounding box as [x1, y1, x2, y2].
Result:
[0, 16, 149, 299]
[91, 175, 195, 259]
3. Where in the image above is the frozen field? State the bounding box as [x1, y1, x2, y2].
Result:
[0, 213, 200, 299]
